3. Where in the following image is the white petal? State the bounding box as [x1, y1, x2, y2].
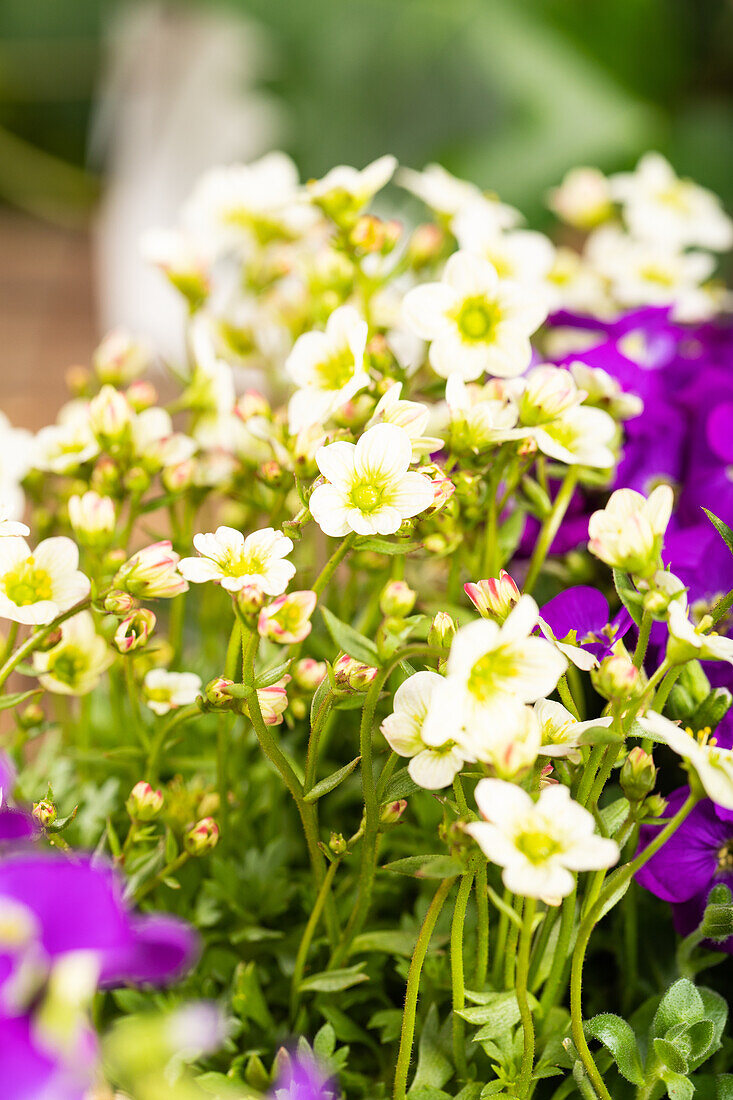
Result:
[354, 423, 411, 482]
[444, 251, 499, 297]
[474, 776, 532, 824]
[308, 484, 352, 537]
[408, 748, 462, 790]
[402, 284, 456, 340]
[316, 441, 357, 488]
[389, 472, 434, 519]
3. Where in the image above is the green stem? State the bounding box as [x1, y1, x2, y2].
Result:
[651, 665, 682, 714]
[305, 680, 335, 791]
[393, 876, 457, 1100]
[633, 609, 652, 669]
[451, 871, 474, 1079]
[538, 887, 576, 1014]
[0, 597, 91, 690]
[124, 659, 146, 747]
[0, 622, 19, 666]
[290, 857, 341, 1020]
[524, 468, 579, 594]
[517, 897, 537, 1098]
[134, 851, 190, 903]
[146, 703, 200, 782]
[558, 675, 580, 721]
[492, 887, 512, 986]
[575, 745, 605, 806]
[504, 895, 522, 989]
[312, 532, 357, 597]
[474, 862, 489, 989]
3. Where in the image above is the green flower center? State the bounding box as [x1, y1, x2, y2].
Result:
[350, 483, 384, 513]
[49, 648, 89, 687]
[516, 829, 562, 864]
[467, 645, 518, 702]
[453, 295, 501, 343]
[316, 348, 357, 391]
[3, 558, 53, 606]
[223, 551, 266, 578]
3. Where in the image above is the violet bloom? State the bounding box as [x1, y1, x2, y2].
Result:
[636, 786, 733, 954]
[0, 754, 36, 844]
[0, 852, 198, 1100]
[273, 1055, 336, 1099]
[540, 586, 632, 665]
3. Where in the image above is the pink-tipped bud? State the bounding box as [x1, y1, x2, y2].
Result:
[68, 490, 116, 546]
[258, 591, 317, 645]
[113, 541, 188, 599]
[427, 611, 456, 650]
[591, 652, 642, 702]
[235, 584, 267, 617]
[32, 799, 57, 828]
[464, 571, 520, 623]
[114, 608, 156, 653]
[246, 682, 289, 726]
[408, 222, 445, 267]
[380, 799, 407, 824]
[88, 384, 133, 444]
[379, 581, 416, 619]
[205, 678, 236, 708]
[126, 379, 158, 412]
[620, 747, 657, 803]
[126, 781, 164, 820]
[184, 817, 219, 855]
[235, 390, 270, 422]
[418, 463, 455, 514]
[292, 658, 328, 693]
[103, 590, 136, 615]
[93, 329, 152, 385]
[162, 459, 196, 494]
[333, 654, 379, 693]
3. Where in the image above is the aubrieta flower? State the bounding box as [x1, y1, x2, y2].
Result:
[285, 305, 369, 434]
[272, 1053, 335, 1100]
[534, 699, 613, 763]
[402, 251, 547, 381]
[380, 671, 466, 790]
[258, 591, 317, 645]
[466, 779, 619, 903]
[609, 152, 733, 251]
[143, 669, 203, 716]
[113, 541, 189, 599]
[32, 612, 112, 696]
[538, 584, 633, 670]
[179, 527, 295, 597]
[639, 712, 733, 810]
[0, 537, 90, 626]
[309, 423, 433, 537]
[587, 485, 673, 578]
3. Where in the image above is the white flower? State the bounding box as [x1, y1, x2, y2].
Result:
[466, 779, 619, 903]
[380, 670, 466, 790]
[463, 699, 542, 778]
[588, 485, 673, 577]
[309, 423, 433, 537]
[446, 375, 523, 454]
[422, 596, 567, 748]
[34, 401, 99, 475]
[366, 383, 443, 459]
[33, 611, 112, 695]
[530, 406, 616, 469]
[307, 155, 397, 212]
[286, 306, 370, 433]
[0, 413, 33, 521]
[638, 712, 733, 810]
[0, 537, 90, 625]
[534, 699, 613, 762]
[544, 247, 610, 315]
[398, 164, 520, 228]
[569, 362, 643, 422]
[609, 152, 733, 251]
[547, 167, 613, 230]
[0, 509, 29, 538]
[179, 527, 295, 596]
[402, 251, 547, 381]
[68, 492, 116, 543]
[667, 602, 733, 666]
[143, 669, 203, 716]
[454, 204, 555, 291]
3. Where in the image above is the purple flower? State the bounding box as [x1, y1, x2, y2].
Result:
[0, 851, 199, 1099]
[636, 786, 733, 953]
[0, 754, 36, 845]
[540, 586, 632, 661]
[273, 1054, 336, 1099]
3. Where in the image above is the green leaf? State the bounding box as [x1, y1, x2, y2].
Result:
[660, 1069, 694, 1100]
[585, 1014, 644, 1085]
[576, 725, 624, 746]
[313, 1022, 336, 1059]
[355, 537, 420, 555]
[459, 992, 536, 1035]
[409, 1004, 452, 1092]
[350, 929, 417, 957]
[717, 1075, 733, 1100]
[711, 588, 733, 626]
[653, 1037, 689, 1076]
[381, 767, 423, 802]
[231, 961, 275, 1030]
[383, 854, 462, 879]
[703, 509, 733, 556]
[321, 607, 380, 666]
[600, 797, 631, 838]
[298, 964, 368, 993]
[0, 688, 41, 712]
[652, 979, 704, 1037]
[164, 827, 178, 864]
[613, 569, 643, 626]
[304, 756, 361, 802]
[255, 660, 292, 689]
[498, 507, 526, 562]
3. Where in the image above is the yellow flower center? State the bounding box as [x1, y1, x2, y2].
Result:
[453, 295, 501, 343]
[221, 550, 266, 578]
[50, 647, 89, 687]
[316, 348, 357, 391]
[467, 645, 518, 702]
[718, 841, 733, 871]
[3, 557, 53, 606]
[638, 264, 675, 288]
[351, 482, 384, 513]
[516, 829, 562, 864]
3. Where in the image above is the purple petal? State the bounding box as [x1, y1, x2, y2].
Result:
[0, 810, 38, 843]
[541, 586, 609, 642]
[0, 1012, 95, 1100]
[99, 914, 199, 986]
[635, 789, 727, 903]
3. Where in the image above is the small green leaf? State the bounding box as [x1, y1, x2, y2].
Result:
[652, 979, 704, 1037]
[351, 929, 416, 957]
[381, 767, 422, 802]
[653, 1037, 689, 1076]
[355, 537, 420, 555]
[703, 509, 733, 556]
[255, 660, 291, 689]
[298, 964, 368, 993]
[383, 854, 462, 879]
[0, 688, 42, 712]
[613, 569, 643, 626]
[321, 607, 380, 666]
[313, 1022, 336, 1059]
[164, 828, 178, 864]
[304, 756, 361, 802]
[600, 797, 631, 838]
[585, 1014, 644, 1085]
[576, 725, 624, 746]
[660, 1069, 694, 1100]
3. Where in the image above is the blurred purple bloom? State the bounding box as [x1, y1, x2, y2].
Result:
[274, 1054, 335, 1099]
[0, 754, 36, 845]
[541, 586, 632, 660]
[636, 785, 733, 953]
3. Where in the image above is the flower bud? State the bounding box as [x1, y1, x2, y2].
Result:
[65, 364, 91, 397]
[184, 817, 219, 855]
[258, 591, 317, 645]
[246, 682, 289, 725]
[620, 747, 657, 803]
[88, 385, 133, 444]
[126, 379, 158, 412]
[162, 459, 196, 494]
[68, 491, 116, 546]
[380, 799, 407, 825]
[349, 215, 401, 254]
[333, 654, 379, 693]
[124, 466, 152, 495]
[700, 884, 733, 942]
[428, 611, 456, 650]
[588, 485, 674, 579]
[32, 799, 57, 827]
[259, 460, 285, 488]
[35, 628, 63, 652]
[234, 584, 266, 617]
[91, 455, 121, 495]
[205, 677, 236, 708]
[235, 390, 270, 422]
[518, 365, 580, 426]
[464, 571, 520, 623]
[329, 832, 347, 856]
[379, 580, 416, 618]
[126, 781, 164, 821]
[93, 329, 152, 385]
[645, 794, 668, 818]
[407, 222, 445, 268]
[19, 703, 44, 729]
[420, 464, 455, 515]
[292, 658, 328, 692]
[114, 541, 188, 599]
[114, 608, 156, 653]
[591, 652, 642, 702]
[103, 590, 136, 615]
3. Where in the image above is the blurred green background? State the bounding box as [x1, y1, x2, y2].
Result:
[1, 0, 732, 224]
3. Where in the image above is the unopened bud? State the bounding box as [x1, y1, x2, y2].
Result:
[32, 799, 57, 828]
[184, 817, 219, 855]
[418, 463, 455, 515]
[591, 652, 642, 702]
[380, 581, 416, 618]
[235, 390, 270, 422]
[103, 590, 136, 615]
[20, 703, 44, 729]
[68, 490, 116, 546]
[407, 222, 445, 268]
[700, 884, 733, 942]
[329, 832, 347, 856]
[205, 678, 235, 708]
[88, 384, 133, 444]
[114, 608, 156, 653]
[428, 611, 456, 650]
[333, 654, 379, 693]
[292, 658, 328, 693]
[620, 747, 656, 802]
[380, 799, 407, 825]
[259, 460, 284, 488]
[126, 379, 157, 412]
[65, 365, 91, 397]
[234, 585, 266, 617]
[464, 571, 520, 623]
[91, 455, 121, 495]
[645, 794, 668, 818]
[93, 329, 151, 385]
[124, 466, 152, 495]
[35, 628, 63, 652]
[126, 781, 164, 821]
